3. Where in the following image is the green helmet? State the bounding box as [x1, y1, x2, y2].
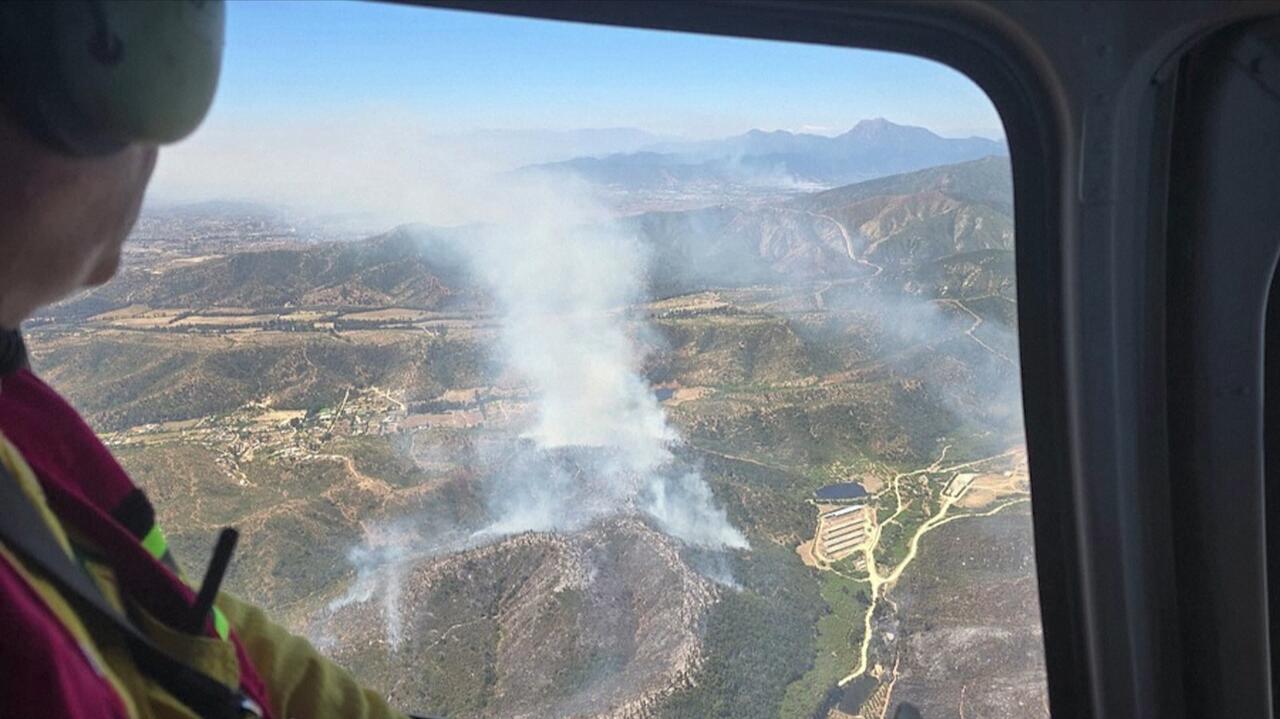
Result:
[0, 0, 225, 156]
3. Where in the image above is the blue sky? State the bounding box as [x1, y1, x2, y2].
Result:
[150, 1, 1004, 207]
[213, 0, 1003, 140]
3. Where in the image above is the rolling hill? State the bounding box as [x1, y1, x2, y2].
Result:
[632, 155, 1014, 295]
[27, 154, 1033, 719]
[47, 155, 1014, 325]
[41, 228, 487, 322]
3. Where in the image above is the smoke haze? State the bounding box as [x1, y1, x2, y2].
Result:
[320, 169, 747, 649]
[459, 173, 746, 550]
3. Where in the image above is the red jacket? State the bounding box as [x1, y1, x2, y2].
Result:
[0, 365, 274, 717]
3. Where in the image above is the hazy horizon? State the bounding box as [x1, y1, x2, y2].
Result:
[148, 1, 1002, 213]
[146, 115, 1003, 211]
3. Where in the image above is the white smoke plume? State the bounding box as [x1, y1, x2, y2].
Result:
[320, 520, 478, 651]
[461, 172, 747, 551]
[315, 170, 746, 650]
[320, 522, 419, 650]
[177, 119, 749, 553]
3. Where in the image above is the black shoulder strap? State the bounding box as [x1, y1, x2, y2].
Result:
[0, 328, 28, 376]
[0, 461, 260, 719]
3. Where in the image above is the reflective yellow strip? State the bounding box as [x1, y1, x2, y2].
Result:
[1, 546, 142, 719]
[140, 525, 167, 560]
[213, 606, 230, 641]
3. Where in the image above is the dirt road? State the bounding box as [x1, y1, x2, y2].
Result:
[838, 447, 1023, 687]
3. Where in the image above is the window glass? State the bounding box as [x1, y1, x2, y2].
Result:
[32, 2, 1047, 717]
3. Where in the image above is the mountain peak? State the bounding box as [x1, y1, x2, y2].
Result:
[844, 117, 913, 138]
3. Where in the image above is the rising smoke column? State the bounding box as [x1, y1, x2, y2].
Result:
[321, 173, 747, 651]
[463, 173, 748, 551]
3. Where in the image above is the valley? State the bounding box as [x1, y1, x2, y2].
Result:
[27, 155, 1043, 718]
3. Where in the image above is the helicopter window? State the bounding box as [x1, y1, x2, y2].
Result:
[29, 2, 1048, 717]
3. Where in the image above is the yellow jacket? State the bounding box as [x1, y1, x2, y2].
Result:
[0, 433, 410, 719]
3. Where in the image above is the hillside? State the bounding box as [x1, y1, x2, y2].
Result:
[42, 228, 487, 323]
[33, 156, 1017, 438]
[44, 156, 1015, 326]
[320, 518, 723, 718]
[28, 154, 1037, 719]
[41, 277, 1024, 718]
[632, 155, 1014, 294]
[793, 156, 1013, 270]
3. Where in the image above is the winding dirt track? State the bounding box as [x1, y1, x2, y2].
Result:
[767, 206, 885, 313]
[939, 298, 1016, 366]
[804, 209, 886, 281]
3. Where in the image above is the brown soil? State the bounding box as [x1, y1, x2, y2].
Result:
[957, 472, 1029, 509]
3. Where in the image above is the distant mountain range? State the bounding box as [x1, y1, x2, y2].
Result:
[52, 156, 1013, 326]
[526, 118, 1007, 192]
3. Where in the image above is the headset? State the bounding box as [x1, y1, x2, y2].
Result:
[0, 0, 224, 157]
